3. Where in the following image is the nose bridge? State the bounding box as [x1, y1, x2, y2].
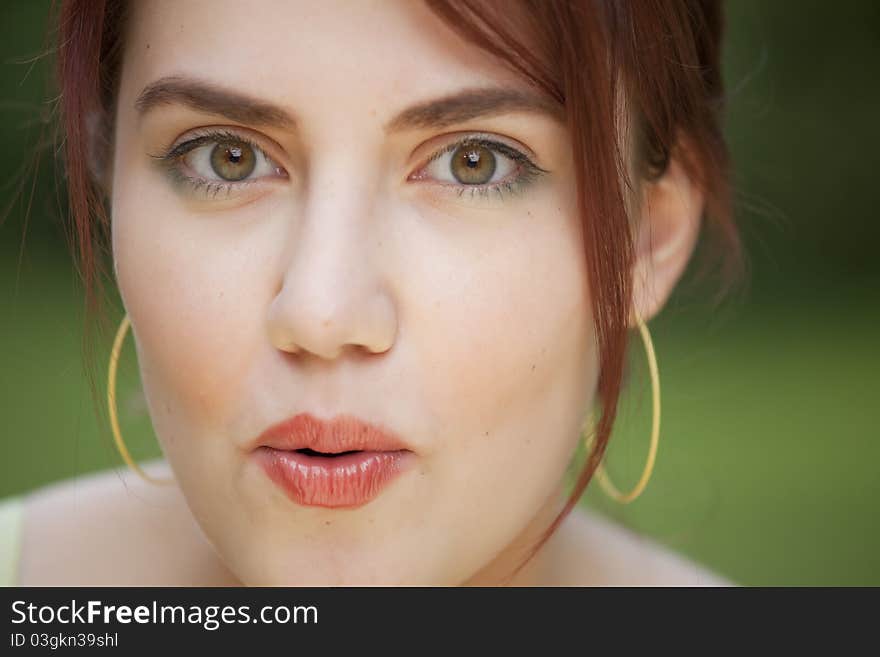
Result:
[267, 156, 393, 360]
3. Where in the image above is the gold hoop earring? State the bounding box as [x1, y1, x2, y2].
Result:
[107, 314, 174, 486]
[582, 311, 660, 504]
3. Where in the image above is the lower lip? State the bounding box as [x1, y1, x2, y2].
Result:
[253, 447, 412, 508]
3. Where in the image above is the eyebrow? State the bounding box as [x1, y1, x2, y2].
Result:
[135, 76, 296, 127]
[134, 76, 564, 132]
[385, 87, 563, 131]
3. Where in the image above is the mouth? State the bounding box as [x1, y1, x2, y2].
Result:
[250, 412, 414, 508]
[293, 447, 361, 457]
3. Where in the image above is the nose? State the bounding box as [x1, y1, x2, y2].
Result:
[266, 182, 397, 361]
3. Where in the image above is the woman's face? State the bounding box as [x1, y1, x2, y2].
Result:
[111, 0, 597, 585]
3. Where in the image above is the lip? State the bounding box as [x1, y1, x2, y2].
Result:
[250, 412, 414, 508]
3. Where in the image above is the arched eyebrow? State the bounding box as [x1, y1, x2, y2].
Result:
[135, 76, 296, 127]
[384, 87, 563, 131]
[134, 76, 564, 132]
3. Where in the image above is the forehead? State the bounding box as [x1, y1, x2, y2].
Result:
[120, 0, 535, 127]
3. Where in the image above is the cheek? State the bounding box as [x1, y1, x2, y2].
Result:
[403, 199, 598, 559]
[412, 202, 595, 456]
[110, 172, 266, 434]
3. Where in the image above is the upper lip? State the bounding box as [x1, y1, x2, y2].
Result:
[251, 412, 411, 454]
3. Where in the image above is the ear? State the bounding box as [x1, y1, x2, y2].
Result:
[629, 143, 704, 326]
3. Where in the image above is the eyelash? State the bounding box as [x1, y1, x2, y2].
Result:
[152, 129, 548, 202]
[151, 128, 277, 199]
[414, 135, 549, 202]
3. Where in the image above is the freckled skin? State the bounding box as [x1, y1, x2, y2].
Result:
[110, 0, 592, 586]
[108, 0, 702, 586]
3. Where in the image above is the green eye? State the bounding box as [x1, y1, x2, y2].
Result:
[152, 128, 288, 199]
[411, 134, 549, 202]
[450, 143, 497, 185]
[210, 141, 257, 181]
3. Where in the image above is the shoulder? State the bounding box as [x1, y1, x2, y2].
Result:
[555, 507, 733, 586]
[0, 494, 25, 586]
[17, 461, 224, 585]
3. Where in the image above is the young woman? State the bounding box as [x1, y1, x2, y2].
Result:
[1, 0, 740, 586]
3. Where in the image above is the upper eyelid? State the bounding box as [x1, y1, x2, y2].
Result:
[422, 136, 545, 170]
[412, 132, 551, 180]
[156, 125, 288, 165]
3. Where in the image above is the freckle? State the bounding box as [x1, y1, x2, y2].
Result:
[531, 363, 536, 371]
[484, 431, 489, 437]
[146, 43, 150, 50]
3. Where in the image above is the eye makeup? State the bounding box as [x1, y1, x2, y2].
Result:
[149, 127, 288, 200]
[149, 127, 549, 203]
[408, 134, 550, 202]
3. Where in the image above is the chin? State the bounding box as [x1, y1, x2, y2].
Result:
[247, 567, 412, 587]
[232, 550, 424, 587]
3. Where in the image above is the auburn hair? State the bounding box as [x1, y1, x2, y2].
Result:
[53, 0, 741, 581]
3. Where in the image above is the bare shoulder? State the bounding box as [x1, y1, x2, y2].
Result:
[18, 461, 227, 586]
[555, 507, 734, 586]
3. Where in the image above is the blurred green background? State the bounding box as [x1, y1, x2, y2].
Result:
[1, 1, 878, 585]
